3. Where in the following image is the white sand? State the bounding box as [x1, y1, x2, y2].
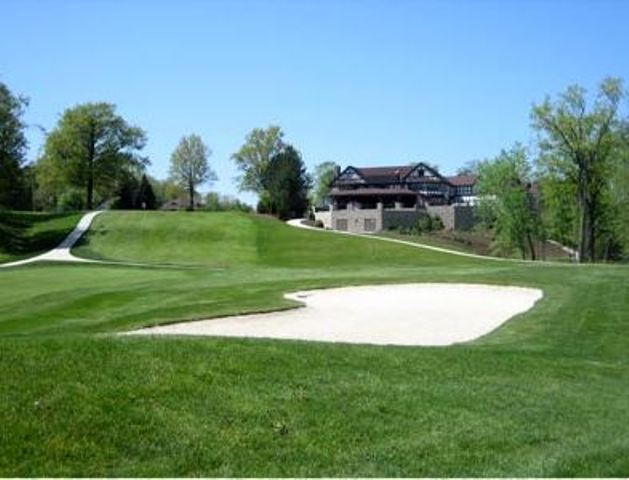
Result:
[128, 283, 543, 346]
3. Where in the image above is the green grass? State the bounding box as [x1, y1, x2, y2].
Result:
[1, 211, 628, 476]
[74, 211, 483, 268]
[0, 211, 82, 263]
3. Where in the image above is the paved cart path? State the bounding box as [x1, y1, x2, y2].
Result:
[0, 211, 103, 268]
[286, 218, 512, 262]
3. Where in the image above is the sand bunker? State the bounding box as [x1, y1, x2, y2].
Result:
[128, 283, 543, 346]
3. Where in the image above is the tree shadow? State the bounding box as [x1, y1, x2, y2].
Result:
[0, 212, 78, 258]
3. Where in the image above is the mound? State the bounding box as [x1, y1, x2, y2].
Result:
[73, 211, 485, 268]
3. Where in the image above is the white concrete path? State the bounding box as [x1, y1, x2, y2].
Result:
[0, 211, 103, 268]
[286, 218, 511, 262]
[128, 283, 543, 346]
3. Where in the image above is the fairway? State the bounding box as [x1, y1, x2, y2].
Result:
[1, 211, 628, 476]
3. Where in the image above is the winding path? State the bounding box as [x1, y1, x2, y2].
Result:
[1, 213, 560, 269]
[0, 211, 103, 268]
[286, 218, 512, 262]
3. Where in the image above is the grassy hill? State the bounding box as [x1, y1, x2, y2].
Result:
[73, 211, 483, 268]
[0, 211, 81, 264]
[0, 210, 628, 476]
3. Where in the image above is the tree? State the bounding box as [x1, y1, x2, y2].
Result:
[204, 192, 252, 212]
[602, 124, 629, 259]
[457, 159, 481, 176]
[38, 103, 147, 209]
[0, 82, 28, 209]
[151, 177, 185, 207]
[113, 171, 140, 209]
[260, 145, 311, 220]
[532, 77, 627, 262]
[169, 134, 216, 210]
[310, 161, 339, 207]
[537, 171, 577, 249]
[232, 126, 284, 194]
[476, 144, 542, 260]
[137, 174, 157, 210]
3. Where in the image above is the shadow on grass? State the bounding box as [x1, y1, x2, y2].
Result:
[0, 211, 79, 259]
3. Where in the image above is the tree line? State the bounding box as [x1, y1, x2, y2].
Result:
[472, 77, 628, 262]
[0, 81, 312, 217]
[1, 77, 628, 261]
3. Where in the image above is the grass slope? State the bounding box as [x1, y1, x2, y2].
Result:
[1, 211, 628, 476]
[0, 211, 81, 263]
[74, 211, 483, 268]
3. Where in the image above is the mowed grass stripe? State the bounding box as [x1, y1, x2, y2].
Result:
[74, 211, 260, 267]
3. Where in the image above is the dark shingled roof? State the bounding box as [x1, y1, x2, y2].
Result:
[335, 164, 477, 187]
[446, 175, 477, 186]
[351, 166, 412, 184]
[357, 166, 413, 177]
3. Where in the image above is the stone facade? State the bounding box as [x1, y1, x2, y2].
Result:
[328, 204, 385, 234]
[315, 162, 478, 234]
[426, 205, 475, 231]
[314, 203, 475, 234]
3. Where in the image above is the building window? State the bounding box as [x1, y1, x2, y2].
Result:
[336, 219, 348, 231]
[364, 218, 377, 232]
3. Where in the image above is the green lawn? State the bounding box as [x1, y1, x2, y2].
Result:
[0, 211, 82, 263]
[1, 211, 628, 476]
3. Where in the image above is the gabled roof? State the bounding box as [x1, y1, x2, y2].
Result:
[332, 166, 366, 183]
[334, 162, 445, 185]
[331, 163, 476, 188]
[357, 166, 413, 182]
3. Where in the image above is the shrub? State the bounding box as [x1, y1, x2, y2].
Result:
[57, 189, 84, 212]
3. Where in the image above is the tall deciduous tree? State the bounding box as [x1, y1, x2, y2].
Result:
[476, 144, 542, 260]
[169, 134, 216, 210]
[232, 126, 284, 194]
[0, 82, 28, 209]
[537, 172, 577, 249]
[310, 161, 339, 207]
[260, 145, 311, 220]
[38, 103, 147, 209]
[532, 77, 626, 262]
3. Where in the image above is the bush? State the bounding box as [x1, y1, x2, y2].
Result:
[416, 214, 444, 234]
[57, 189, 84, 212]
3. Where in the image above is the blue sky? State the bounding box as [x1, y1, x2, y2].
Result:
[2, 0, 628, 204]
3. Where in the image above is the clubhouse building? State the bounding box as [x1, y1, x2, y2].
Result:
[314, 162, 477, 233]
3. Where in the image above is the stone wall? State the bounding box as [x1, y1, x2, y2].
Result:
[427, 205, 475, 230]
[316, 204, 476, 233]
[329, 206, 384, 233]
[382, 209, 424, 230]
[313, 210, 331, 228]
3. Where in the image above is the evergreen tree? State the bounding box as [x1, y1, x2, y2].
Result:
[260, 145, 311, 220]
[137, 174, 157, 210]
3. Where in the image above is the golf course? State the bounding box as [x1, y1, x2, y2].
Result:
[1, 210, 628, 476]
